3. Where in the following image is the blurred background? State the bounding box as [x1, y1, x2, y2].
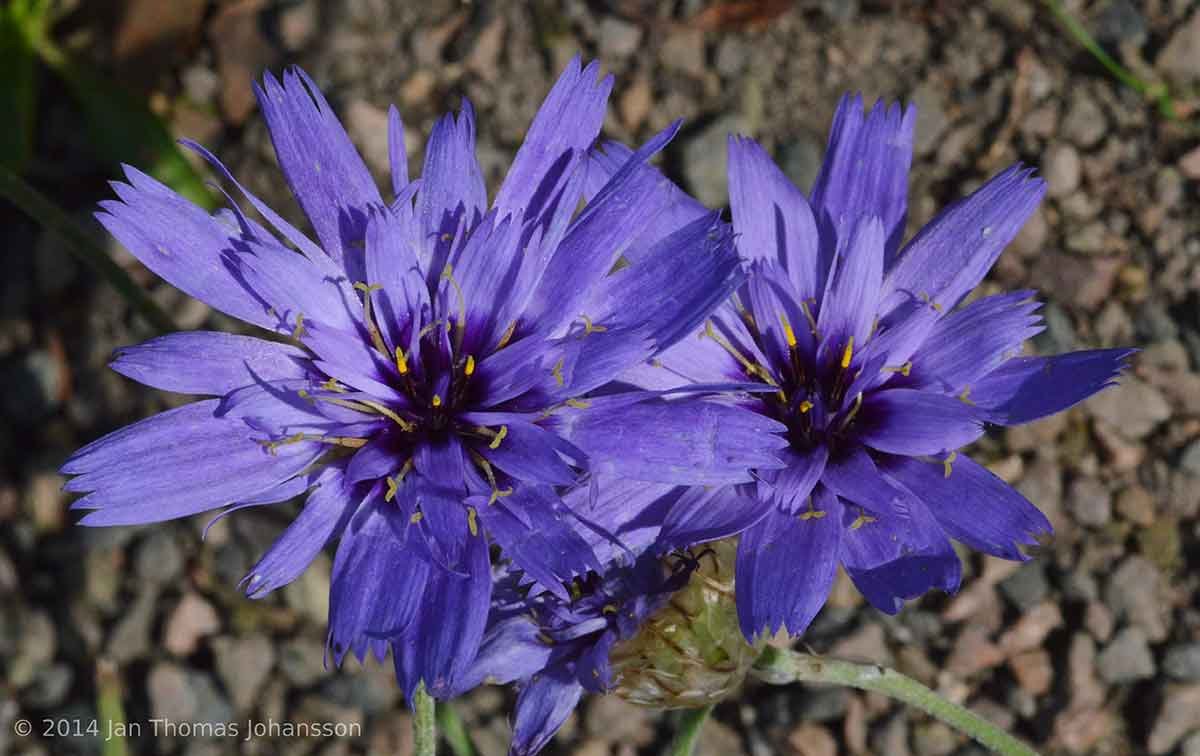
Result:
[1, 1, 1198, 754]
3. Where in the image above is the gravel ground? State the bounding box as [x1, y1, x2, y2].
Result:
[2, 1, 1200, 755]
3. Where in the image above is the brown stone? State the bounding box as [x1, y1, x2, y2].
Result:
[946, 626, 1006, 678]
[1149, 684, 1200, 754]
[999, 601, 1064, 655]
[787, 722, 837, 756]
[1009, 648, 1053, 696]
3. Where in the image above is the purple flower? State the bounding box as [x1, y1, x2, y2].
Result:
[467, 539, 693, 755]
[60, 58, 783, 698]
[602, 95, 1133, 640]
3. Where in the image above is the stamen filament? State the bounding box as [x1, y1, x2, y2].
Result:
[298, 390, 417, 433]
[799, 299, 819, 337]
[489, 425, 507, 450]
[441, 264, 468, 355]
[488, 486, 514, 506]
[850, 509, 877, 530]
[799, 498, 826, 520]
[353, 282, 389, 357]
[838, 392, 864, 430]
[259, 432, 368, 455]
[703, 321, 777, 386]
[496, 320, 517, 350]
[358, 399, 417, 432]
[943, 451, 957, 479]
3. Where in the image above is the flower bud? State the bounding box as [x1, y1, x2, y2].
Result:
[609, 538, 764, 708]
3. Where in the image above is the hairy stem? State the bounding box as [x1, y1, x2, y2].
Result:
[752, 647, 1038, 756]
[436, 701, 475, 756]
[412, 683, 437, 756]
[667, 704, 716, 756]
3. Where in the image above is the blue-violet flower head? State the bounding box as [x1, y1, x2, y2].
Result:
[604, 94, 1134, 641]
[60, 58, 785, 698]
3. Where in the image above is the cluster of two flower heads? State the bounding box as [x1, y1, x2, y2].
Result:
[63, 58, 1130, 754]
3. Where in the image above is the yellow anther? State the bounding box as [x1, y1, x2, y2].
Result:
[496, 320, 517, 350]
[565, 398, 590, 409]
[850, 510, 877, 530]
[488, 486, 514, 506]
[395, 346, 409, 375]
[885, 361, 913, 377]
[320, 377, 344, 393]
[397, 458, 413, 482]
[353, 281, 382, 294]
[943, 451, 957, 479]
[291, 313, 306, 340]
[464, 354, 475, 376]
[581, 315, 607, 334]
[841, 336, 855, 369]
[799, 400, 813, 414]
[919, 292, 944, 312]
[385, 476, 399, 503]
[958, 386, 975, 405]
[466, 506, 480, 536]
[440, 232, 452, 243]
[489, 425, 508, 450]
[432, 394, 443, 408]
[602, 604, 618, 616]
[780, 313, 798, 348]
[551, 357, 565, 387]
[410, 511, 424, 524]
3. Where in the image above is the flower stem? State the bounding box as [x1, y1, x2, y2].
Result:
[436, 701, 475, 756]
[412, 683, 437, 756]
[0, 165, 176, 334]
[667, 704, 716, 756]
[752, 647, 1038, 756]
[1041, 0, 1177, 120]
